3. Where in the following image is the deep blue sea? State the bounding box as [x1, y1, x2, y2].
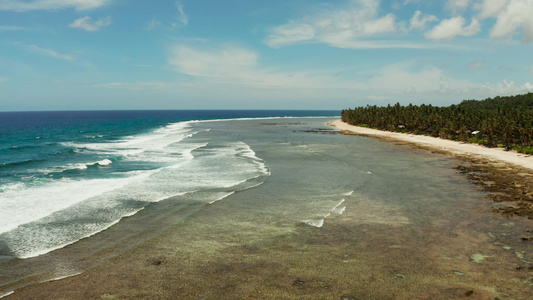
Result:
[0, 110, 338, 259]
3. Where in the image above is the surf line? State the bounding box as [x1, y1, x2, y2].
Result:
[302, 199, 347, 228]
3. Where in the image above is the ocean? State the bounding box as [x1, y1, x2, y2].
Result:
[2, 110, 533, 299]
[0, 110, 338, 260]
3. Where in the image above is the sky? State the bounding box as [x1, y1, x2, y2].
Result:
[1, 0, 533, 111]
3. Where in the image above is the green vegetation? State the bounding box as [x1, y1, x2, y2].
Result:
[341, 93, 533, 154]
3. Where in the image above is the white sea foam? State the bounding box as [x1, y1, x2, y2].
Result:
[335, 206, 346, 214]
[0, 182, 26, 193]
[1, 133, 270, 258]
[36, 122, 204, 176]
[207, 192, 236, 204]
[48, 272, 83, 282]
[14, 208, 145, 259]
[33, 163, 87, 175]
[96, 159, 112, 166]
[238, 142, 271, 175]
[0, 174, 151, 235]
[71, 163, 89, 170]
[303, 219, 325, 228]
[332, 199, 346, 213]
[0, 291, 14, 299]
[302, 199, 347, 228]
[33, 159, 117, 175]
[237, 181, 264, 191]
[60, 121, 198, 160]
[343, 190, 354, 196]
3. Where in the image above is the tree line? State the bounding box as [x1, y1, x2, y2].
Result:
[341, 93, 533, 154]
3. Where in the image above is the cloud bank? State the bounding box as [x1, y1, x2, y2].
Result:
[264, 0, 411, 49]
[165, 41, 533, 103]
[265, 0, 533, 49]
[168, 43, 333, 89]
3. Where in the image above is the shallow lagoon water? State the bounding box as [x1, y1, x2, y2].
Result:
[2, 117, 533, 299]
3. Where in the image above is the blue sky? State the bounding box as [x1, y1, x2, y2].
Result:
[1, 0, 532, 111]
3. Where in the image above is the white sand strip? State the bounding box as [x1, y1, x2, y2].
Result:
[330, 120, 533, 171]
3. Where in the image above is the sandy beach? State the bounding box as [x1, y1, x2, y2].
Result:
[330, 120, 533, 171]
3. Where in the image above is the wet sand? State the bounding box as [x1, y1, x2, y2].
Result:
[3, 119, 533, 299]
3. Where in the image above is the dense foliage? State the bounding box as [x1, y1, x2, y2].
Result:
[341, 93, 533, 154]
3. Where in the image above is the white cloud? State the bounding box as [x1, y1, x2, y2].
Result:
[69, 16, 112, 31]
[146, 19, 161, 31]
[446, 0, 470, 14]
[489, 0, 533, 43]
[357, 62, 533, 102]
[168, 43, 344, 89]
[265, 22, 315, 47]
[23, 44, 75, 61]
[360, 62, 472, 93]
[0, 0, 109, 11]
[425, 16, 480, 40]
[265, 0, 408, 49]
[167, 44, 484, 98]
[476, 0, 510, 19]
[409, 11, 438, 31]
[479, 79, 533, 95]
[310, 39, 432, 49]
[174, 0, 189, 27]
[333, 60, 533, 100]
[362, 13, 397, 35]
[0, 77, 7, 82]
[100, 46, 533, 107]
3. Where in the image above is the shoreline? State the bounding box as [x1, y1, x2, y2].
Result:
[330, 120, 533, 170]
[330, 120, 533, 219]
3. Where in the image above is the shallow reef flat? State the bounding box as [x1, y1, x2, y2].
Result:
[3, 118, 533, 299]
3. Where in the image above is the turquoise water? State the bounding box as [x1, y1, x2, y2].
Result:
[0, 110, 338, 259]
